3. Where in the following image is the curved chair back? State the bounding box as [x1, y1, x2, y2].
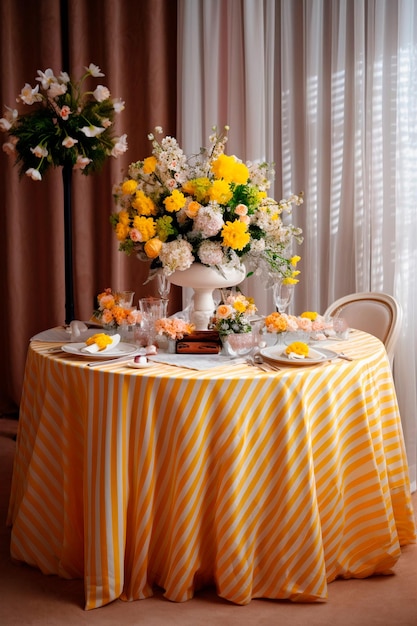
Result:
[324, 292, 402, 365]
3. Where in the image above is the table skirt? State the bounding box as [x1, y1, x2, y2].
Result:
[7, 332, 416, 609]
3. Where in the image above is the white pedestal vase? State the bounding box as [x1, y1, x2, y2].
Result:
[169, 263, 246, 330]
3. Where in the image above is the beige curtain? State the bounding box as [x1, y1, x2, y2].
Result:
[0, 0, 180, 414]
[177, 0, 417, 489]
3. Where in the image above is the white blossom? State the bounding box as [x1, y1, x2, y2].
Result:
[25, 167, 42, 181]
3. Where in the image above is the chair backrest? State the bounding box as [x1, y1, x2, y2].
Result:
[323, 292, 402, 364]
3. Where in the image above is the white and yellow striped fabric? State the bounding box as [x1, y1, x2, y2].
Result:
[7, 331, 416, 610]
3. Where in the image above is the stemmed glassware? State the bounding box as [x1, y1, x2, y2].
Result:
[156, 272, 170, 316]
[272, 281, 294, 314]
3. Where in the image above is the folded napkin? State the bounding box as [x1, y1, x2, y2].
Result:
[286, 352, 307, 360]
[69, 320, 89, 340]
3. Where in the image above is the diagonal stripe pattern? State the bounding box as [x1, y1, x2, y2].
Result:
[7, 331, 416, 609]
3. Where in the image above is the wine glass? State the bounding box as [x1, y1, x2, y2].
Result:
[156, 272, 171, 299]
[272, 281, 294, 314]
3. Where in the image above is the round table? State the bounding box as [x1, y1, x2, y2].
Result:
[7, 330, 416, 610]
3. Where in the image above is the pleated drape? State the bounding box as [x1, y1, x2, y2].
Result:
[0, 0, 179, 413]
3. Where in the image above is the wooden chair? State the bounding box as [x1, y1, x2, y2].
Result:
[324, 292, 402, 365]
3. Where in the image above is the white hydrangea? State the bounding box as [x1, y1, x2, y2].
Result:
[159, 239, 194, 273]
[192, 204, 224, 238]
[197, 240, 225, 266]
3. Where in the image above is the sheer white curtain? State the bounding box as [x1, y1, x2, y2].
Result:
[177, 0, 417, 490]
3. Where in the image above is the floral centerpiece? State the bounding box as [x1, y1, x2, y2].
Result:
[110, 126, 303, 284]
[0, 63, 127, 180]
[92, 288, 141, 330]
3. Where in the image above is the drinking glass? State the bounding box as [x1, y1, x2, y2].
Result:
[139, 297, 165, 345]
[120, 290, 135, 308]
[333, 315, 349, 339]
[272, 281, 294, 314]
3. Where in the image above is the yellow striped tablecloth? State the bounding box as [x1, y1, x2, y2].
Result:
[7, 331, 416, 610]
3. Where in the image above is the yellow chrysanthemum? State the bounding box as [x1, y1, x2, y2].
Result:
[115, 222, 129, 241]
[118, 209, 130, 225]
[211, 153, 249, 184]
[133, 216, 156, 241]
[142, 155, 157, 174]
[121, 179, 137, 195]
[209, 179, 233, 205]
[163, 189, 186, 212]
[300, 311, 318, 321]
[132, 190, 156, 216]
[221, 220, 250, 250]
[290, 255, 301, 266]
[233, 300, 246, 314]
[285, 341, 309, 357]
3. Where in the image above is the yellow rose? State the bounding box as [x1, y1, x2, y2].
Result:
[144, 237, 163, 259]
[185, 200, 201, 218]
[216, 304, 232, 319]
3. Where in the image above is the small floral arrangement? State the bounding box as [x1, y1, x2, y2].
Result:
[111, 126, 303, 285]
[154, 317, 195, 340]
[264, 310, 329, 334]
[1, 63, 127, 180]
[93, 288, 141, 328]
[214, 292, 257, 336]
[264, 312, 288, 333]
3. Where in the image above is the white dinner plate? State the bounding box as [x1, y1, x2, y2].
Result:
[61, 342, 138, 360]
[260, 346, 338, 366]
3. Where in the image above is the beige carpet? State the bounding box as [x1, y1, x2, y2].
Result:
[1, 417, 416, 626]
